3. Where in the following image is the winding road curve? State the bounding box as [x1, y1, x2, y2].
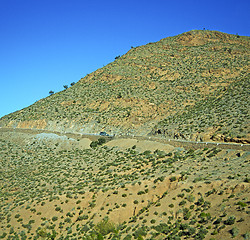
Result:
[0, 127, 249, 151]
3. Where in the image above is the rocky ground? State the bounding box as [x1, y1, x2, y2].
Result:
[1, 30, 249, 143]
[0, 130, 249, 239]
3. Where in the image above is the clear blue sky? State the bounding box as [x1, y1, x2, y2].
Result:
[0, 0, 249, 118]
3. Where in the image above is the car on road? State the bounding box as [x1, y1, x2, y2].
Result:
[100, 132, 109, 136]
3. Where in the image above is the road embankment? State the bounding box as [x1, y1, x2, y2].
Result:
[0, 127, 249, 151]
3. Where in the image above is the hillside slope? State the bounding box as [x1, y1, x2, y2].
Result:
[0, 131, 249, 239]
[0, 30, 249, 142]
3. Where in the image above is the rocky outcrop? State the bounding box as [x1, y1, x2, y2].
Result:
[211, 134, 250, 144]
[0, 30, 249, 144]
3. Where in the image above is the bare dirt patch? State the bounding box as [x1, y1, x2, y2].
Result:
[105, 138, 175, 152]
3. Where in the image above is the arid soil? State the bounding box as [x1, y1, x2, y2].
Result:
[0, 30, 249, 143]
[0, 130, 249, 239]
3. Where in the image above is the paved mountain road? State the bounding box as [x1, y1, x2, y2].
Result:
[0, 127, 249, 151]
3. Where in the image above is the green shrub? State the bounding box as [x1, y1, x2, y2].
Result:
[244, 178, 250, 183]
[236, 201, 247, 207]
[224, 216, 236, 225]
[95, 219, 116, 235]
[90, 138, 106, 148]
[187, 227, 196, 235]
[179, 200, 186, 206]
[177, 193, 185, 198]
[77, 215, 88, 221]
[52, 216, 58, 222]
[170, 176, 176, 182]
[193, 177, 203, 183]
[137, 191, 145, 195]
[98, 138, 106, 145]
[37, 228, 48, 238]
[152, 223, 168, 233]
[90, 141, 99, 148]
[55, 206, 61, 211]
[195, 227, 208, 239]
[186, 194, 195, 202]
[183, 208, 191, 220]
[213, 217, 222, 225]
[123, 235, 132, 240]
[230, 227, 239, 238]
[143, 150, 151, 155]
[243, 232, 250, 239]
[133, 226, 148, 238]
[64, 217, 71, 223]
[198, 212, 211, 223]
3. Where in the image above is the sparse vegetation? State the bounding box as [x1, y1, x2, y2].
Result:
[0, 30, 248, 144]
[0, 30, 249, 239]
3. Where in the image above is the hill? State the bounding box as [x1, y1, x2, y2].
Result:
[0, 30, 249, 143]
[0, 130, 249, 239]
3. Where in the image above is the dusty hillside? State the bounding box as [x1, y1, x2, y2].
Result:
[0, 30, 249, 143]
[0, 131, 249, 239]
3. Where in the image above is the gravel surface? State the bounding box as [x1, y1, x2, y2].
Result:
[34, 133, 75, 141]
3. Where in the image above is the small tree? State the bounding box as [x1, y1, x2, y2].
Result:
[49, 90, 54, 95]
[63, 85, 68, 90]
[98, 138, 106, 145]
[70, 82, 75, 86]
[90, 138, 106, 149]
